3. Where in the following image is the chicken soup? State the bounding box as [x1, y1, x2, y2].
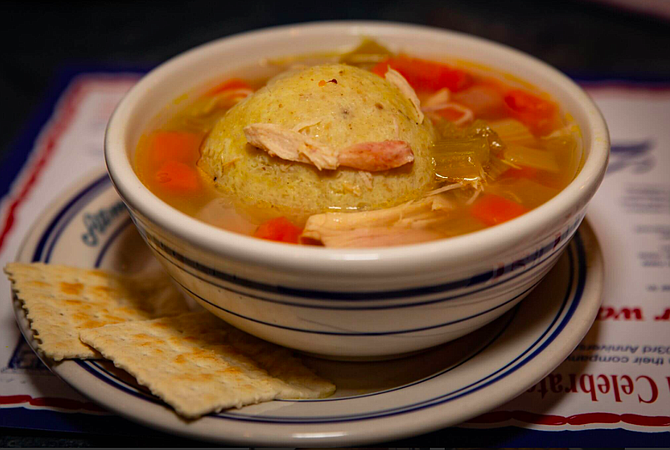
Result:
[134, 39, 583, 247]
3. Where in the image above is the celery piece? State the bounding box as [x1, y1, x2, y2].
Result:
[432, 119, 508, 182]
[469, 120, 505, 155]
[543, 130, 582, 184]
[433, 135, 489, 181]
[339, 37, 394, 67]
[164, 97, 231, 133]
[489, 119, 538, 147]
[433, 118, 460, 138]
[503, 144, 560, 173]
[484, 156, 510, 182]
[486, 177, 559, 209]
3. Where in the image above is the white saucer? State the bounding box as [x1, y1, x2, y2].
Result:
[12, 169, 604, 446]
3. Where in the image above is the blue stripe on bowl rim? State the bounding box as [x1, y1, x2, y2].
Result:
[94, 217, 544, 336]
[168, 274, 541, 335]
[100, 217, 554, 317]
[143, 226, 572, 310]
[138, 218, 581, 301]
[34, 173, 581, 309]
[28, 173, 586, 423]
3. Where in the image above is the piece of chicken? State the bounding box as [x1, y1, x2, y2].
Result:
[244, 123, 414, 171]
[301, 195, 453, 247]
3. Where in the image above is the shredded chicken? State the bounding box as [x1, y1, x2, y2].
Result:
[427, 182, 463, 196]
[244, 123, 339, 170]
[447, 104, 475, 126]
[466, 188, 482, 205]
[301, 195, 454, 247]
[542, 124, 580, 140]
[384, 68, 424, 124]
[339, 141, 414, 171]
[244, 123, 414, 172]
[422, 88, 451, 112]
[309, 227, 442, 248]
[428, 195, 453, 211]
[306, 196, 445, 230]
[293, 119, 322, 132]
[343, 182, 362, 196]
[425, 102, 474, 126]
[199, 89, 253, 116]
[421, 88, 475, 126]
[357, 171, 373, 190]
[465, 181, 484, 205]
[219, 88, 254, 99]
[220, 157, 240, 169]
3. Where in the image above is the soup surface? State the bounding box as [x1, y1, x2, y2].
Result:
[134, 39, 583, 247]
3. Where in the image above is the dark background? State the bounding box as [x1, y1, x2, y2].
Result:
[2, 0, 670, 163]
[1, 0, 669, 447]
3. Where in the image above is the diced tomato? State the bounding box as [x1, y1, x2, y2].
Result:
[253, 217, 303, 244]
[154, 161, 200, 194]
[372, 55, 472, 92]
[148, 131, 203, 169]
[207, 78, 252, 96]
[503, 89, 557, 135]
[471, 194, 528, 226]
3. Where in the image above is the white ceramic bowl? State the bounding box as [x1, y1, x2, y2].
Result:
[105, 21, 609, 359]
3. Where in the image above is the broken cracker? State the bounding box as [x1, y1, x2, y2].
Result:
[4, 262, 189, 361]
[79, 311, 335, 419]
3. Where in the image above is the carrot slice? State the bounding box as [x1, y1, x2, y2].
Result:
[208, 78, 252, 96]
[254, 217, 302, 244]
[503, 89, 557, 136]
[471, 194, 528, 226]
[154, 161, 200, 194]
[149, 131, 203, 168]
[372, 55, 471, 92]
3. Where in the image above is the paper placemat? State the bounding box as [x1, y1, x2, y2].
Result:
[464, 84, 670, 433]
[1, 70, 668, 444]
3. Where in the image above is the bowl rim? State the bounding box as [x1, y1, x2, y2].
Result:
[105, 20, 609, 276]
